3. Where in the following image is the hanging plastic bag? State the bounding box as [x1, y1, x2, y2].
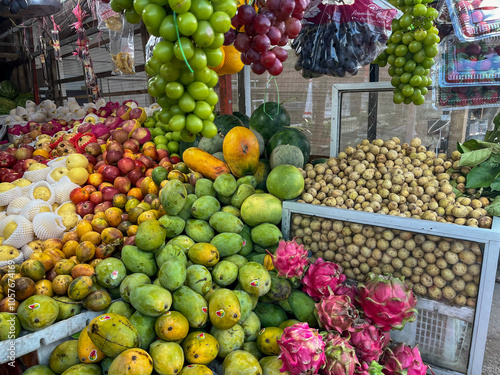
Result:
[96, 1, 123, 32]
[145, 35, 163, 62]
[111, 21, 135, 75]
[292, 0, 401, 78]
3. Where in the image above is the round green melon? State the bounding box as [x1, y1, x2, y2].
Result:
[240, 193, 282, 227]
[249, 102, 290, 145]
[269, 145, 304, 169]
[266, 165, 305, 200]
[198, 134, 224, 154]
[213, 152, 226, 162]
[267, 127, 311, 163]
[214, 114, 245, 136]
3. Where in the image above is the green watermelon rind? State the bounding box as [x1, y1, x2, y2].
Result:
[0, 81, 18, 100]
[214, 114, 245, 136]
[267, 127, 311, 163]
[249, 102, 290, 145]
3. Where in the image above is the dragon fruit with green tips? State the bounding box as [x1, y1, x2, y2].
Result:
[354, 361, 384, 375]
[380, 343, 428, 375]
[349, 319, 390, 364]
[269, 238, 310, 281]
[302, 258, 346, 300]
[357, 273, 417, 331]
[320, 332, 359, 375]
[278, 322, 326, 375]
[315, 294, 358, 333]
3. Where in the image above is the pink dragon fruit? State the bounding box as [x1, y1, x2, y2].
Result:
[315, 294, 358, 333]
[354, 361, 383, 375]
[349, 319, 390, 364]
[268, 239, 309, 280]
[278, 322, 326, 375]
[380, 343, 428, 375]
[320, 332, 359, 375]
[302, 258, 346, 301]
[357, 273, 417, 332]
[334, 284, 360, 308]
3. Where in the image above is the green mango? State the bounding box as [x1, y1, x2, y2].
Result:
[279, 319, 300, 330]
[49, 340, 80, 374]
[119, 273, 151, 303]
[106, 301, 135, 319]
[237, 175, 258, 188]
[17, 295, 59, 331]
[242, 342, 263, 361]
[216, 192, 233, 205]
[161, 179, 188, 215]
[61, 364, 101, 374]
[95, 258, 127, 289]
[185, 264, 212, 295]
[208, 288, 241, 330]
[167, 235, 195, 253]
[239, 225, 253, 256]
[238, 262, 271, 297]
[288, 291, 318, 328]
[0, 312, 20, 340]
[260, 356, 286, 375]
[231, 184, 255, 208]
[184, 183, 195, 194]
[108, 285, 121, 300]
[241, 311, 261, 342]
[53, 296, 82, 321]
[191, 195, 221, 220]
[172, 286, 208, 328]
[83, 289, 112, 312]
[223, 254, 248, 269]
[209, 212, 244, 234]
[100, 358, 113, 374]
[23, 365, 56, 374]
[150, 340, 185, 375]
[222, 350, 263, 374]
[278, 299, 293, 314]
[121, 245, 157, 277]
[177, 194, 198, 221]
[212, 261, 238, 286]
[195, 178, 216, 197]
[129, 311, 157, 350]
[266, 271, 292, 302]
[251, 223, 283, 248]
[135, 220, 167, 252]
[233, 290, 253, 322]
[211, 324, 245, 358]
[158, 259, 186, 291]
[221, 205, 241, 217]
[185, 219, 215, 242]
[158, 215, 186, 238]
[210, 232, 243, 257]
[213, 174, 237, 196]
[130, 284, 172, 317]
[156, 244, 188, 268]
[253, 303, 287, 328]
[245, 253, 266, 265]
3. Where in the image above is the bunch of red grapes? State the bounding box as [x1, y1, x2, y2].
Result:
[224, 0, 310, 76]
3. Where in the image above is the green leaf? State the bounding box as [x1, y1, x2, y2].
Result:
[458, 148, 492, 167]
[466, 163, 500, 188]
[475, 140, 500, 153]
[491, 181, 500, 192]
[486, 202, 500, 217]
[461, 139, 483, 151]
[72, 332, 81, 339]
[457, 142, 468, 153]
[452, 187, 464, 197]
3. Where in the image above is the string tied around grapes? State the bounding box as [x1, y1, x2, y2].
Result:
[263, 76, 280, 120]
[173, 12, 194, 74]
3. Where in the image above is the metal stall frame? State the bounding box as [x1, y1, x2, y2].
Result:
[281, 201, 500, 375]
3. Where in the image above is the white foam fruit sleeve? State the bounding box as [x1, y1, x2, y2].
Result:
[47, 156, 68, 169]
[19, 199, 53, 221]
[52, 176, 80, 204]
[0, 186, 23, 206]
[23, 167, 51, 183]
[0, 252, 24, 268]
[0, 215, 34, 248]
[28, 181, 56, 206]
[21, 244, 36, 259]
[6, 196, 31, 216]
[32, 212, 66, 240]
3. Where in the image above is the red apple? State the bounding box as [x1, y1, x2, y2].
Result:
[127, 169, 144, 185]
[101, 186, 120, 202]
[137, 155, 154, 169]
[5, 148, 17, 156]
[111, 128, 129, 144]
[136, 177, 145, 188]
[129, 107, 147, 123]
[84, 154, 97, 166]
[121, 119, 140, 135]
[77, 122, 93, 134]
[131, 127, 152, 145]
[32, 155, 47, 162]
[170, 155, 181, 164]
[0, 168, 14, 179]
[106, 150, 123, 165]
[94, 160, 106, 171]
[107, 141, 124, 153]
[134, 160, 147, 173]
[76, 200, 95, 217]
[159, 158, 173, 171]
[114, 176, 132, 194]
[97, 139, 106, 146]
[70, 187, 90, 204]
[20, 159, 38, 171]
[117, 158, 135, 175]
[41, 159, 50, 166]
[102, 165, 121, 183]
[89, 191, 103, 205]
[123, 139, 140, 153]
[98, 182, 114, 191]
[124, 236, 135, 246]
[94, 201, 113, 213]
[85, 142, 102, 156]
[103, 116, 123, 130]
[15, 147, 33, 160]
[1, 172, 23, 182]
[0, 152, 17, 168]
[156, 148, 169, 161]
[116, 105, 132, 120]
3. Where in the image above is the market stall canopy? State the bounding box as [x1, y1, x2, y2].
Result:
[0, 0, 61, 19]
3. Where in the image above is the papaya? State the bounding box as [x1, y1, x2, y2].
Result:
[210, 324, 245, 358]
[183, 147, 231, 180]
[17, 295, 59, 331]
[222, 127, 260, 178]
[222, 350, 263, 375]
[150, 340, 185, 375]
[129, 311, 157, 351]
[49, 340, 80, 374]
[78, 326, 106, 364]
[129, 284, 172, 317]
[108, 348, 153, 375]
[155, 311, 190, 341]
[87, 313, 140, 358]
[208, 288, 241, 330]
[182, 331, 219, 365]
[172, 286, 208, 328]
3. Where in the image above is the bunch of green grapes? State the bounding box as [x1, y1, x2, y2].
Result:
[376, 0, 440, 105]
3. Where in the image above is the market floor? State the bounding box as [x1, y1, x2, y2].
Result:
[482, 282, 500, 374]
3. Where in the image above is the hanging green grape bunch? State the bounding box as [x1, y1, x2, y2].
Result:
[375, 0, 440, 105]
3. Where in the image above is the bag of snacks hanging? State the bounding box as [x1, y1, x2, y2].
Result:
[96, 1, 123, 32]
[292, 0, 401, 78]
[111, 21, 136, 75]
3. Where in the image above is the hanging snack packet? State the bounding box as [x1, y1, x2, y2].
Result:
[111, 21, 135, 75]
[96, 1, 123, 32]
[292, 0, 400, 78]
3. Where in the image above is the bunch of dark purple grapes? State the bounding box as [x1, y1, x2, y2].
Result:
[224, 0, 310, 76]
[292, 21, 389, 78]
[1, 0, 28, 15]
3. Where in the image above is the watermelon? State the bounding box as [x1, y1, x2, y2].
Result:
[232, 111, 250, 127]
[312, 158, 328, 165]
[0, 81, 18, 100]
[0, 97, 16, 113]
[249, 102, 290, 145]
[267, 127, 311, 163]
[15, 93, 34, 108]
[214, 114, 245, 135]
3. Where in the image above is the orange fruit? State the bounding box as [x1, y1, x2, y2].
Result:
[127, 188, 144, 201]
[76, 220, 93, 238]
[105, 207, 123, 228]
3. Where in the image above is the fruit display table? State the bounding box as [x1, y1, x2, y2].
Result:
[281, 201, 500, 375]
